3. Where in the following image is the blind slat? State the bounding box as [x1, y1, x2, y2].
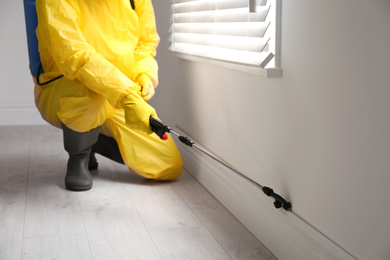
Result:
[174, 33, 269, 52]
[173, 0, 192, 4]
[216, 0, 267, 10]
[174, 22, 270, 37]
[173, 0, 268, 13]
[172, 43, 274, 68]
[173, 6, 270, 23]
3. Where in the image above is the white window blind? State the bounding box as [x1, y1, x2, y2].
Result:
[171, 0, 280, 69]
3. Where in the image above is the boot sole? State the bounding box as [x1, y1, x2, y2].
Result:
[65, 184, 93, 192]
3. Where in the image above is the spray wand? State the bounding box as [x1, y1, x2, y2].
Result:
[150, 117, 292, 211]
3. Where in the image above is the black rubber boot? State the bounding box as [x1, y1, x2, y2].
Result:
[88, 151, 99, 171]
[88, 134, 125, 170]
[62, 123, 102, 191]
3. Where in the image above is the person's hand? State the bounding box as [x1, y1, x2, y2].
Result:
[138, 74, 155, 101]
[135, 82, 143, 97]
[120, 91, 157, 135]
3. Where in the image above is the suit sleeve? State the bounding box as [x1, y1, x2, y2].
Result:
[36, 0, 136, 108]
[133, 0, 160, 87]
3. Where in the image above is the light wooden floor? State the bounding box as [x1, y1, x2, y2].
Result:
[0, 125, 276, 260]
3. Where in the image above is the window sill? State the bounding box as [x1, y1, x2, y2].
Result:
[174, 53, 282, 78]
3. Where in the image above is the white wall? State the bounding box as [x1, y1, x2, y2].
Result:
[148, 1, 179, 126]
[171, 0, 390, 259]
[0, 1, 46, 125]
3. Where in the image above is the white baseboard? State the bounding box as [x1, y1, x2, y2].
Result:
[0, 104, 47, 126]
[176, 129, 356, 260]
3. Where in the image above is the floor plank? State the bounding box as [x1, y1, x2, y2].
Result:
[149, 226, 232, 260]
[22, 235, 91, 260]
[0, 125, 30, 192]
[170, 171, 275, 260]
[0, 126, 31, 259]
[130, 184, 204, 230]
[0, 191, 26, 260]
[77, 156, 130, 210]
[192, 204, 275, 260]
[82, 203, 162, 260]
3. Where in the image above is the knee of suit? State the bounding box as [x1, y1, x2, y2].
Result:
[57, 88, 116, 133]
[35, 78, 116, 132]
[130, 155, 183, 181]
[155, 156, 183, 181]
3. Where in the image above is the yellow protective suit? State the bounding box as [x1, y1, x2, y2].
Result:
[34, 0, 182, 180]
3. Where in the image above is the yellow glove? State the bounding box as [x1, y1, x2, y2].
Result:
[120, 91, 157, 135]
[138, 74, 155, 102]
[134, 82, 142, 97]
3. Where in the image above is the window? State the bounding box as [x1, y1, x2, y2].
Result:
[170, 0, 282, 77]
